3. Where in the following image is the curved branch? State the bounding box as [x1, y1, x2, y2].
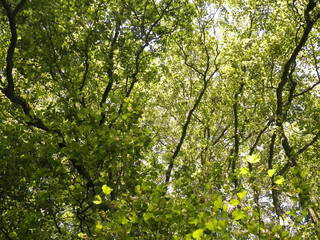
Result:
[276, 0, 318, 124]
[298, 132, 320, 154]
[165, 70, 218, 183]
[99, 20, 121, 125]
[1, 0, 49, 131]
[1, 1, 95, 187]
[165, 85, 207, 182]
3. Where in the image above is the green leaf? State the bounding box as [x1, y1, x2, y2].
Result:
[96, 221, 103, 231]
[143, 212, 154, 221]
[121, 215, 129, 225]
[141, 181, 149, 191]
[135, 185, 141, 194]
[239, 167, 250, 175]
[192, 229, 203, 239]
[272, 225, 282, 232]
[223, 203, 229, 212]
[24, 115, 31, 122]
[147, 204, 153, 211]
[230, 199, 240, 206]
[290, 166, 299, 175]
[219, 219, 228, 230]
[302, 209, 308, 216]
[205, 219, 217, 231]
[129, 212, 137, 223]
[237, 190, 246, 200]
[281, 231, 289, 237]
[268, 169, 276, 177]
[244, 154, 260, 164]
[93, 195, 102, 205]
[213, 197, 222, 209]
[301, 182, 309, 190]
[102, 185, 113, 195]
[232, 209, 246, 221]
[189, 218, 200, 226]
[274, 176, 285, 185]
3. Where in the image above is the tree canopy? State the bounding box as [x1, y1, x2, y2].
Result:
[1, 0, 320, 239]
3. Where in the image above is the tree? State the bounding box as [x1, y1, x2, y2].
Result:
[1, 0, 320, 239]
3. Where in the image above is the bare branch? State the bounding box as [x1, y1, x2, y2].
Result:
[165, 78, 209, 183]
[298, 132, 320, 154]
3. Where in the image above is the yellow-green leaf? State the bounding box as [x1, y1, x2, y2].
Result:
[206, 219, 217, 231]
[232, 209, 246, 221]
[230, 199, 240, 206]
[245, 154, 260, 164]
[237, 190, 246, 200]
[192, 229, 203, 239]
[239, 167, 250, 175]
[93, 195, 102, 205]
[223, 203, 229, 212]
[96, 221, 103, 230]
[281, 231, 289, 237]
[268, 169, 276, 177]
[274, 176, 285, 185]
[102, 185, 113, 195]
[135, 185, 141, 194]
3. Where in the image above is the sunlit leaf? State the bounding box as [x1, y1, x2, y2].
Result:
[205, 219, 217, 231]
[274, 176, 285, 185]
[237, 190, 246, 200]
[135, 185, 141, 194]
[232, 209, 246, 221]
[230, 199, 240, 206]
[102, 185, 113, 195]
[192, 229, 203, 239]
[244, 154, 260, 164]
[239, 167, 250, 175]
[93, 195, 102, 205]
[268, 169, 276, 177]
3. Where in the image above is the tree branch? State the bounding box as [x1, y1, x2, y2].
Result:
[1, 0, 49, 131]
[298, 132, 320, 154]
[274, 1, 320, 223]
[165, 78, 209, 183]
[231, 83, 244, 188]
[99, 20, 121, 125]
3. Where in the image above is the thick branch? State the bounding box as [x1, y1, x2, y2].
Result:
[274, 1, 319, 223]
[212, 125, 229, 147]
[276, 0, 318, 123]
[99, 21, 121, 106]
[1, 0, 49, 131]
[231, 83, 244, 188]
[248, 119, 273, 171]
[267, 133, 284, 218]
[308, 207, 320, 225]
[1, 1, 94, 187]
[1, 0, 27, 93]
[298, 132, 320, 154]
[165, 80, 209, 183]
[278, 131, 320, 176]
[99, 21, 121, 125]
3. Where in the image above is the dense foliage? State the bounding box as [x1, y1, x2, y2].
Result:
[1, 0, 320, 239]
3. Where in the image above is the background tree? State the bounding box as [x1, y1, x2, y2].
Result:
[1, 0, 320, 239]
